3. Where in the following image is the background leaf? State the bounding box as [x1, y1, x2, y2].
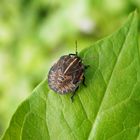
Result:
[2, 11, 140, 140]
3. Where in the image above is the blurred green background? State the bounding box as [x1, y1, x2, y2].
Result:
[0, 0, 140, 137]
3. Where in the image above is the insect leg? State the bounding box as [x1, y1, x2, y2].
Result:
[82, 75, 87, 87]
[85, 65, 90, 69]
[82, 65, 90, 86]
[71, 86, 79, 102]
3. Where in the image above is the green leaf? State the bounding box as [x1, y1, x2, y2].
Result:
[1, 11, 140, 140]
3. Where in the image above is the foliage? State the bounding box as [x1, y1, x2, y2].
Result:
[1, 11, 140, 140]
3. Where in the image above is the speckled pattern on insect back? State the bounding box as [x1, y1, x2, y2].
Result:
[48, 54, 85, 94]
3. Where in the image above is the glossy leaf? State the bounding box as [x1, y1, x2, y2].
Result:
[2, 11, 140, 140]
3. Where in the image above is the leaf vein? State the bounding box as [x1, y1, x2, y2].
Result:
[88, 21, 132, 140]
[77, 95, 92, 124]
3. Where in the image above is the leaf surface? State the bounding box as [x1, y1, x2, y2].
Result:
[2, 11, 140, 140]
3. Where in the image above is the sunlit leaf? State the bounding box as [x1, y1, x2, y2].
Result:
[2, 11, 140, 140]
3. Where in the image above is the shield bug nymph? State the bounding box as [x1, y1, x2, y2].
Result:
[48, 41, 88, 101]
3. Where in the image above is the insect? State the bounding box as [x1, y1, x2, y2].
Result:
[48, 41, 88, 101]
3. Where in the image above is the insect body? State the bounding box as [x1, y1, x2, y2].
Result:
[48, 43, 86, 101]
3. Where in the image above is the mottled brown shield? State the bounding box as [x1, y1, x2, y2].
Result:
[48, 54, 85, 94]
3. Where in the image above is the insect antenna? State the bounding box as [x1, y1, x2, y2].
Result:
[75, 40, 78, 55]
